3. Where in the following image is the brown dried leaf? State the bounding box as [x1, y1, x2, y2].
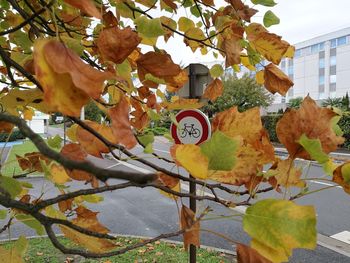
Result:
[237, 243, 273, 263]
[43, 39, 113, 99]
[97, 27, 141, 64]
[203, 78, 223, 102]
[276, 96, 344, 159]
[109, 97, 137, 149]
[264, 63, 293, 96]
[64, 0, 102, 19]
[76, 121, 117, 158]
[60, 144, 93, 182]
[180, 205, 200, 250]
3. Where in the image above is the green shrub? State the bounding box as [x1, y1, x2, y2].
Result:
[338, 114, 350, 150]
[144, 127, 169, 136]
[261, 114, 282, 143]
[0, 129, 25, 142]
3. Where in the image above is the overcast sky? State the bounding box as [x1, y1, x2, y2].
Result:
[163, 0, 350, 64]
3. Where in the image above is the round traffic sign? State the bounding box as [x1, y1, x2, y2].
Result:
[170, 109, 211, 145]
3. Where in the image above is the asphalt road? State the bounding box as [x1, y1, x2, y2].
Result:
[1, 128, 349, 262]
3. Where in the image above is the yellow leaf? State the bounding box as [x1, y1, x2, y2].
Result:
[284, 45, 295, 58]
[255, 70, 265, 85]
[60, 225, 116, 253]
[249, 31, 290, 65]
[266, 158, 305, 188]
[162, 98, 204, 110]
[66, 124, 78, 142]
[241, 56, 255, 71]
[171, 145, 208, 179]
[49, 163, 71, 185]
[23, 108, 35, 121]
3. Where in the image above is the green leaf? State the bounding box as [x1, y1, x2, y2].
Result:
[134, 16, 165, 38]
[138, 132, 154, 153]
[138, 132, 154, 146]
[341, 163, 350, 184]
[144, 143, 153, 154]
[82, 194, 104, 203]
[61, 36, 84, 56]
[0, 176, 22, 198]
[14, 236, 28, 257]
[251, 0, 277, 7]
[209, 64, 224, 78]
[243, 199, 317, 263]
[190, 5, 201, 17]
[47, 135, 62, 149]
[298, 134, 329, 164]
[169, 112, 179, 127]
[331, 116, 344, 136]
[145, 73, 166, 84]
[0, 209, 8, 219]
[178, 17, 195, 32]
[164, 132, 174, 142]
[147, 110, 161, 121]
[201, 131, 239, 171]
[263, 10, 280, 28]
[15, 214, 45, 235]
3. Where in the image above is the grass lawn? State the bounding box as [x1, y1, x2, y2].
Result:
[1, 236, 233, 263]
[1, 140, 40, 177]
[50, 123, 64, 129]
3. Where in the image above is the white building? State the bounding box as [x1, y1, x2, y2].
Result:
[269, 27, 350, 112]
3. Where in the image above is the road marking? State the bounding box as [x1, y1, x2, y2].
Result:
[105, 163, 121, 169]
[108, 153, 350, 257]
[310, 180, 342, 189]
[111, 158, 151, 174]
[331, 231, 350, 245]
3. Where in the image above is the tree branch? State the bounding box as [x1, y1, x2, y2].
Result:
[0, 113, 156, 184]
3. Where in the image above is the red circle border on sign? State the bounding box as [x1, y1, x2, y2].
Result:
[171, 110, 210, 145]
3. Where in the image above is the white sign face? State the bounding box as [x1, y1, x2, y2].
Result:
[171, 109, 211, 145]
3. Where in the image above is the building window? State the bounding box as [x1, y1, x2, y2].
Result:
[330, 55, 336, 66]
[288, 88, 294, 97]
[337, 36, 347, 46]
[319, 58, 325, 68]
[281, 96, 286, 103]
[311, 44, 319, 53]
[295, 49, 302, 58]
[319, 75, 325, 85]
[288, 66, 293, 75]
[319, 42, 325, 51]
[330, 74, 337, 84]
[331, 39, 337, 48]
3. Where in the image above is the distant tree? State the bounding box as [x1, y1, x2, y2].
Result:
[287, 97, 303, 109]
[84, 101, 105, 122]
[342, 92, 349, 111]
[205, 74, 273, 114]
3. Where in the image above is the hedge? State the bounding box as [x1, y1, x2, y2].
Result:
[0, 129, 25, 142]
[262, 114, 350, 150]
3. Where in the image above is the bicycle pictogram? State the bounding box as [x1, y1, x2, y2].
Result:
[180, 123, 201, 138]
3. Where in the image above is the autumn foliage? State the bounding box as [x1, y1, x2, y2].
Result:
[0, 0, 348, 262]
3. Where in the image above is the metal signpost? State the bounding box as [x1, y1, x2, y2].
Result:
[171, 63, 212, 263]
